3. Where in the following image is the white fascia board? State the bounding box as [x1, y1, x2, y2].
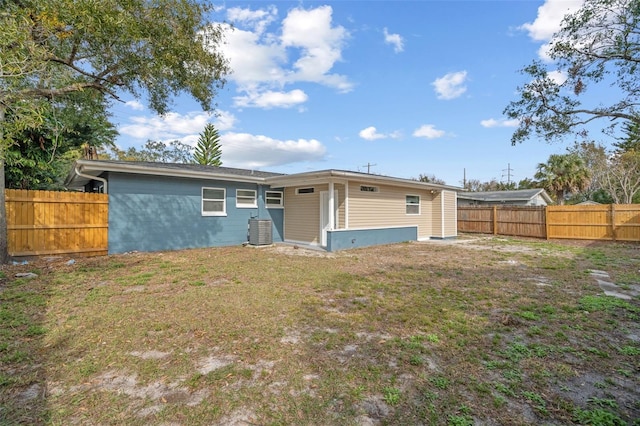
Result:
[70, 160, 267, 185]
[266, 170, 461, 192]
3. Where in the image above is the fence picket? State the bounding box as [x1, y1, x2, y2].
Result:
[458, 204, 640, 242]
[5, 189, 108, 257]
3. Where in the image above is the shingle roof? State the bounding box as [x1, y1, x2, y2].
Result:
[99, 160, 284, 178]
[458, 188, 548, 202]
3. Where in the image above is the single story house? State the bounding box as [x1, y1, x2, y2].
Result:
[457, 188, 552, 207]
[65, 160, 460, 254]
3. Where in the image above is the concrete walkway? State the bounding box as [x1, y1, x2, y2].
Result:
[589, 270, 640, 300]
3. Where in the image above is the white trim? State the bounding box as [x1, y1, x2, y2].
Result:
[329, 225, 419, 232]
[284, 239, 321, 247]
[441, 191, 445, 238]
[265, 190, 284, 209]
[328, 182, 335, 230]
[296, 187, 315, 194]
[236, 189, 257, 208]
[344, 181, 349, 229]
[202, 187, 226, 217]
[405, 194, 421, 215]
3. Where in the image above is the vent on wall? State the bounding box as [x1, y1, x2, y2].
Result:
[249, 219, 273, 245]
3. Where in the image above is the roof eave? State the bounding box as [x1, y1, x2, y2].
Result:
[266, 169, 461, 192]
[66, 160, 269, 188]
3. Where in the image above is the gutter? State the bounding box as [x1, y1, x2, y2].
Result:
[75, 166, 108, 194]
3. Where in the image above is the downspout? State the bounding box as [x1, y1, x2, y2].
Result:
[75, 166, 108, 194]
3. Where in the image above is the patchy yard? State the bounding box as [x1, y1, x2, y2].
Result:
[1, 236, 639, 425]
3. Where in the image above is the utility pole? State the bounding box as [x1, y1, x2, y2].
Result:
[502, 163, 514, 185]
[362, 163, 377, 174]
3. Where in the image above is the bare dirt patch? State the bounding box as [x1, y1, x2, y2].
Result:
[1, 237, 639, 425]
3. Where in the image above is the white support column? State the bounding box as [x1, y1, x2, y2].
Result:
[328, 181, 335, 230]
[344, 180, 349, 229]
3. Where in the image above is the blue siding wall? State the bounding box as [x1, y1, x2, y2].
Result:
[107, 173, 283, 254]
[326, 226, 418, 251]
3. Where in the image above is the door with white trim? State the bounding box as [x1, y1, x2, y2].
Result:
[320, 191, 339, 247]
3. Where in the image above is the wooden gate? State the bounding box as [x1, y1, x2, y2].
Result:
[6, 189, 108, 257]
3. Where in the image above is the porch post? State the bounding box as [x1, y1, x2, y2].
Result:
[328, 181, 335, 230]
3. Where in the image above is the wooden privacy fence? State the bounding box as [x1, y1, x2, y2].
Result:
[6, 189, 108, 257]
[458, 204, 640, 242]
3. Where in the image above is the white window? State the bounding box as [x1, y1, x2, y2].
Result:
[406, 195, 420, 215]
[360, 185, 379, 193]
[296, 187, 315, 194]
[266, 191, 283, 208]
[236, 189, 257, 208]
[202, 187, 226, 216]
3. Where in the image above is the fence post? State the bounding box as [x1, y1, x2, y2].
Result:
[611, 204, 617, 241]
[492, 206, 497, 235]
[544, 206, 549, 240]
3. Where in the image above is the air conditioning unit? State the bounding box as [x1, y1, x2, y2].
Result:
[249, 219, 272, 245]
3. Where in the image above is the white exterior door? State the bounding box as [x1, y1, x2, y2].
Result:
[320, 191, 339, 247]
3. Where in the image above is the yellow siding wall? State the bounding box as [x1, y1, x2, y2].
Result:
[432, 192, 443, 237]
[283, 184, 328, 244]
[347, 182, 434, 238]
[443, 190, 457, 237]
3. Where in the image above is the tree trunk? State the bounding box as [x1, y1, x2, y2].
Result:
[0, 106, 8, 263]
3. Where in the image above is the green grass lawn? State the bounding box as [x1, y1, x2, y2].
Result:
[1, 237, 639, 425]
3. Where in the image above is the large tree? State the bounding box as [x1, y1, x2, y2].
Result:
[535, 153, 591, 204]
[5, 91, 117, 189]
[0, 0, 229, 261]
[193, 123, 222, 166]
[504, 0, 640, 145]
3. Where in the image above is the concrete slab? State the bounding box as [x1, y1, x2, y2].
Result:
[603, 290, 632, 300]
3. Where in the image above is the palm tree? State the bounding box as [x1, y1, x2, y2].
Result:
[193, 123, 222, 166]
[535, 154, 591, 205]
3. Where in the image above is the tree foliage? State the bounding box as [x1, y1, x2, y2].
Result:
[0, 0, 229, 261]
[106, 140, 193, 164]
[193, 123, 222, 166]
[504, 0, 640, 145]
[5, 91, 117, 189]
[535, 153, 591, 204]
[415, 173, 446, 185]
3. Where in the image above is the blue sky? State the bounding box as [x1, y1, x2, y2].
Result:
[108, 0, 603, 187]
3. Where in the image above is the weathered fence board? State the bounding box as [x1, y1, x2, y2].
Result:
[458, 206, 545, 239]
[458, 204, 640, 242]
[6, 189, 108, 257]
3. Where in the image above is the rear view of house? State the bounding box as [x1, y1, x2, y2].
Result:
[65, 160, 459, 254]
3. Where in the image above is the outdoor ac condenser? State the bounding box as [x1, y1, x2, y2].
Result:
[249, 219, 273, 245]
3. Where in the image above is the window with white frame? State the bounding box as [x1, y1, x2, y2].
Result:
[296, 187, 315, 194]
[202, 187, 226, 216]
[265, 191, 283, 208]
[360, 185, 379, 193]
[236, 189, 257, 208]
[406, 195, 420, 215]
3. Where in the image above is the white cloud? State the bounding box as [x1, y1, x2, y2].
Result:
[480, 118, 520, 128]
[119, 110, 235, 140]
[383, 28, 404, 53]
[234, 89, 308, 109]
[547, 70, 567, 85]
[226, 5, 278, 34]
[432, 71, 468, 100]
[358, 126, 401, 141]
[218, 5, 352, 109]
[519, 0, 584, 60]
[359, 126, 385, 141]
[412, 124, 445, 139]
[221, 132, 327, 168]
[125, 100, 144, 111]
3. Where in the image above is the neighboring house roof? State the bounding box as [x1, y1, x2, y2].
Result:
[457, 188, 553, 205]
[575, 200, 602, 205]
[65, 160, 462, 193]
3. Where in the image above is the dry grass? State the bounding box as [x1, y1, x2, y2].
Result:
[1, 236, 639, 425]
